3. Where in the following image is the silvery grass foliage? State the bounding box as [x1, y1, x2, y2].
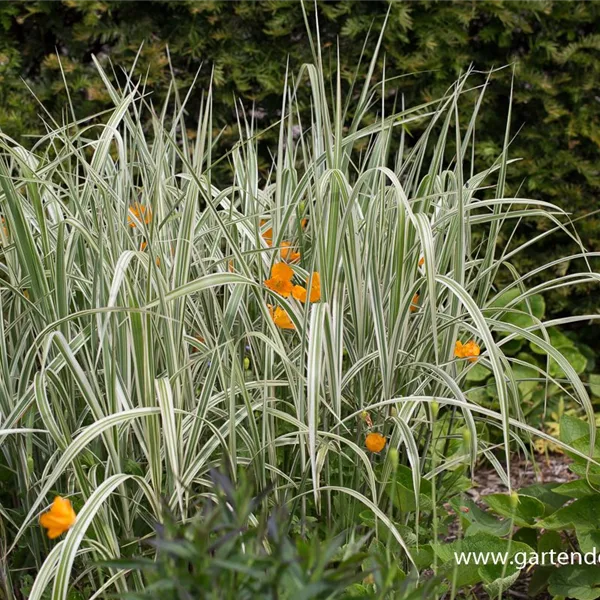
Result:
[0, 27, 598, 599]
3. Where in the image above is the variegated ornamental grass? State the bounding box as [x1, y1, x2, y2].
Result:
[0, 39, 598, 598]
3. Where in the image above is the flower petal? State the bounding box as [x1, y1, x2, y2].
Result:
[271, 262, 294, 281]
[292, 285, 307, 303]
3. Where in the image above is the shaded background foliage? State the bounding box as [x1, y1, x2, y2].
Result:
[0, 0, 598, 332]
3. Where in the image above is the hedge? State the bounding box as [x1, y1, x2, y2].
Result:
[0, 0, 599, 331]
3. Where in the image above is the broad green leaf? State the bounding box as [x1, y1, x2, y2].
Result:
[482, 493, 545, 527]
[512, 356, 540, 397]
[501, 336, 524, 356]
[530, 327, 575, 354]
[537, 530, 563, 554]
[590, 374, 600, 397]
[519, 482, 569, 515]
[549, 347, 588, 377]
[491, 289, 545, 330]
[548, 565, 600, 600]
[465, 363, 491, 382]
[490, 288, 544, 317]
[552, 479, 595, 499]
[449, 496, 511, 537]
[513, 527, 537, 548]
[528, 566, 554, 598]
[568, 462, 600, 483]
[560, 414, 590, 445]
[407, 544, 434, 571]
[482, 569, 520, 598]
[577, 529, 600, 554]
[538, 496, 600, 532]
[386, 465, 432, 512]
[433, 532, 533, 588]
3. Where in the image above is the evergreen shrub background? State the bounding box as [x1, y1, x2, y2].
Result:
[0, 0, 598, 336]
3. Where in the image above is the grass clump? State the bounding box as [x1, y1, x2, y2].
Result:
[0, 28, 598, 599]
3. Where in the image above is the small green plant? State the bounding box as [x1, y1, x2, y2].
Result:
[111, 468, 452, 600]
[109, 469, 370, 599]
[432, 414, 600, 600]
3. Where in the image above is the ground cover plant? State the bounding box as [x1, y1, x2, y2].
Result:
[1, 21, 599, 599]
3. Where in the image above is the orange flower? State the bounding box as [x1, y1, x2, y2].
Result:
[259, 221, 273, 246]
[268, 304, 295, 330]
[455, 340, 481, 363]
[301, 218, 308, 229]
[40, 496, 76, 539]
[307, 272, 321, 302]
[127, 203, 152, 228]
[280, 241, 300, 263]
[463, 340, 481, 362]
[365, 432, 386, 453]
[264, 262, 294, 297]
[292, 272, 321, 303]
[418, 256, 425, 267]
[292, 285, 307, 302]
[410, 293, 419, 313]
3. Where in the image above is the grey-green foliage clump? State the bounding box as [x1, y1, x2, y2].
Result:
[0, 1, 599, 323]
[0, 20, 598, 600]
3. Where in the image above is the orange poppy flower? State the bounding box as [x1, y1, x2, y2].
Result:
[292, 285, 307, 302]
[40, 496, 77, 539]
[259, 220, 273, 246]
[264, 262, 294, 297]
[410, 293, 419, 313]
[418, 256, 425, 267]
[268, 304, 295, 330]
[307, 272, 321, 302]
[292, 272, 321, 303]
[454, 340, 481, 363]
[262, 228, 273, 246]
[127, 203, 152, 228]
[280, 241, 300, 263]
[365, 432, 386, 453]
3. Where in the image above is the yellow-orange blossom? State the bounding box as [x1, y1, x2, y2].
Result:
[454, 340, 481, 363]
[292, 272, 321, 303]
[39, 496, 77, 539]
[268, 305, 295, 330]
[127, 203, 152, 228]
[264, 262, 294, 297]
[365, 432, 386, 453]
